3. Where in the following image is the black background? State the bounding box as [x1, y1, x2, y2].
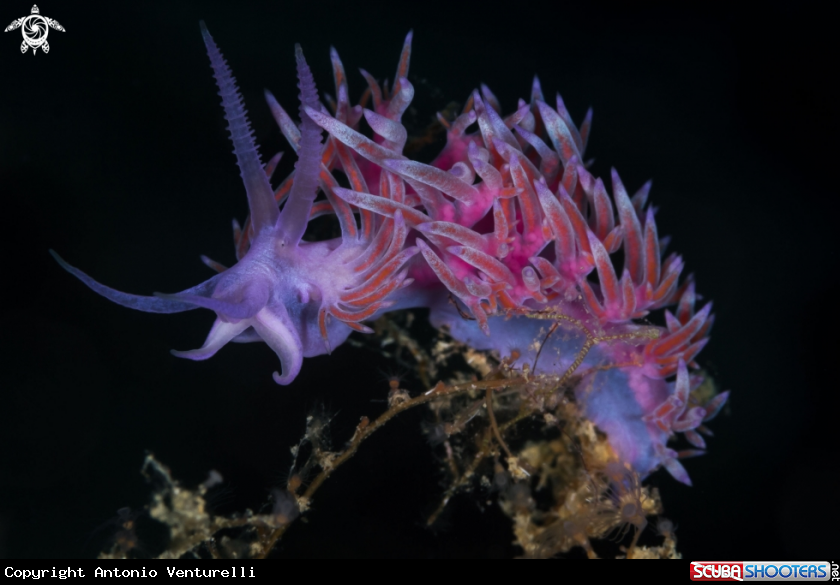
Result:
[1, 1, 836, 559]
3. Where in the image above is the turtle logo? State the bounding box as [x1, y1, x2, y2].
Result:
[4, 5, 65, 55]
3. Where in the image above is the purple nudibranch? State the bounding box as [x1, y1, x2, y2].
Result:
[52, 24, 728, 484]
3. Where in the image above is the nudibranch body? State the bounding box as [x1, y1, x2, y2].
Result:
[52, 25, 727, 484]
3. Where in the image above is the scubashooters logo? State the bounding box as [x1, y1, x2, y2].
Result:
[690, 561, 833, 581]
[4, 5, 65, 54]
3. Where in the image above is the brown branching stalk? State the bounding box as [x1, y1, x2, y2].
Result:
[256, 375, 524, 557]
[99, 308, 685, 559]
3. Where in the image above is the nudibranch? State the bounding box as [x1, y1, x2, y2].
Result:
[52, 24, 728, 484]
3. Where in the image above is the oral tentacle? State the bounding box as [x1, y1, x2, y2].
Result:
[50, 250, 222, 314]
[171, 318, 251, 361]
[156, 277, 270, 321]
[252, 304, 304, 386]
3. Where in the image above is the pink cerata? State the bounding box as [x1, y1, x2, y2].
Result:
[52, 24, 729, 485]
